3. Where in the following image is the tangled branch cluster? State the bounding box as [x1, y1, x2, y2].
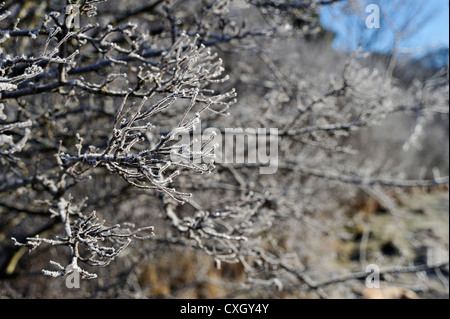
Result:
[58, 33, 236, 203]
[12, 197, 153, 279]
[0, 103, 31, 160]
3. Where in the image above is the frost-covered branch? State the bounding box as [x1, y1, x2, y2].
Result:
[12, 196, 153, 279]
